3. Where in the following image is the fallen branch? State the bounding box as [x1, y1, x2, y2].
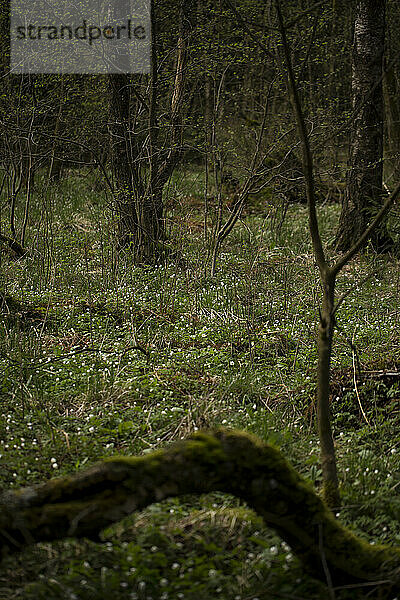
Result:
[0, 233, 28, 258]
[1, 429, 399, 594]
[362, 371, 400, 379]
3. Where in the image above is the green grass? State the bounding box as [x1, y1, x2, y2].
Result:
[1, 169, 400, 599]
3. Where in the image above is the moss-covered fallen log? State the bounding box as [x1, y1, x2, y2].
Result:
[1, 429, 399, 594]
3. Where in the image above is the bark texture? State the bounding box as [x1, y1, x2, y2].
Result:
[109, 0, 196, 264]
[317, 274, 340, 508]
[1, 429, 400, 595]
[108, 72, 161, 263]
[383, 58, 400, 182]
[335, 0, 392, 252]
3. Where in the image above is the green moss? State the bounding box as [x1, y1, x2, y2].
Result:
[3, 429, 400, 593]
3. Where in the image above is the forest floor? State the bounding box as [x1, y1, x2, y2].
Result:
[1, 169, 400, 599]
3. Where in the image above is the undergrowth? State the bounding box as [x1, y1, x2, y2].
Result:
[1, 169, 400, 599]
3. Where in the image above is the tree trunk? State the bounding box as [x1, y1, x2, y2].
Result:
[108, 4, 163, 265]
[317, 274, 340, 508]
[109, 72, 164, 263]
[383, 56, 400, 183]
[334, 0, 393, 253]
[109, 73, 142, 254]
[109, 0, 195, 264]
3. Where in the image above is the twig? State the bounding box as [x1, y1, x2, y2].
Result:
[351, 327, 370, 426]
[0, 345, 149, 369]
[362, 371, 400, 378]
[331, 180, 400, 276]
[333, 580, 392, 591]
[223, 0, 275, 60]
[274, 0, 327, 276]
[318, 523, 336, 600]
[333, 269, 381, 317]
[287, 2, 324, 28]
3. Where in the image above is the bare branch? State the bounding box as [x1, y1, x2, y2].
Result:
[332, 181, 400, 276]
[274, 0, 328, 276]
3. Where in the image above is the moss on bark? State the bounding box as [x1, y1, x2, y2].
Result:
[1, 429, 400, 595]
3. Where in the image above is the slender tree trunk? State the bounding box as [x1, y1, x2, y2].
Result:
[48, 77, 65, 182]
[317, 274, 340, 508]
[334, 0, 393, 252]
[108, 73, 141, 252]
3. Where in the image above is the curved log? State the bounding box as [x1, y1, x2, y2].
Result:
[1, 429, 399, 593]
